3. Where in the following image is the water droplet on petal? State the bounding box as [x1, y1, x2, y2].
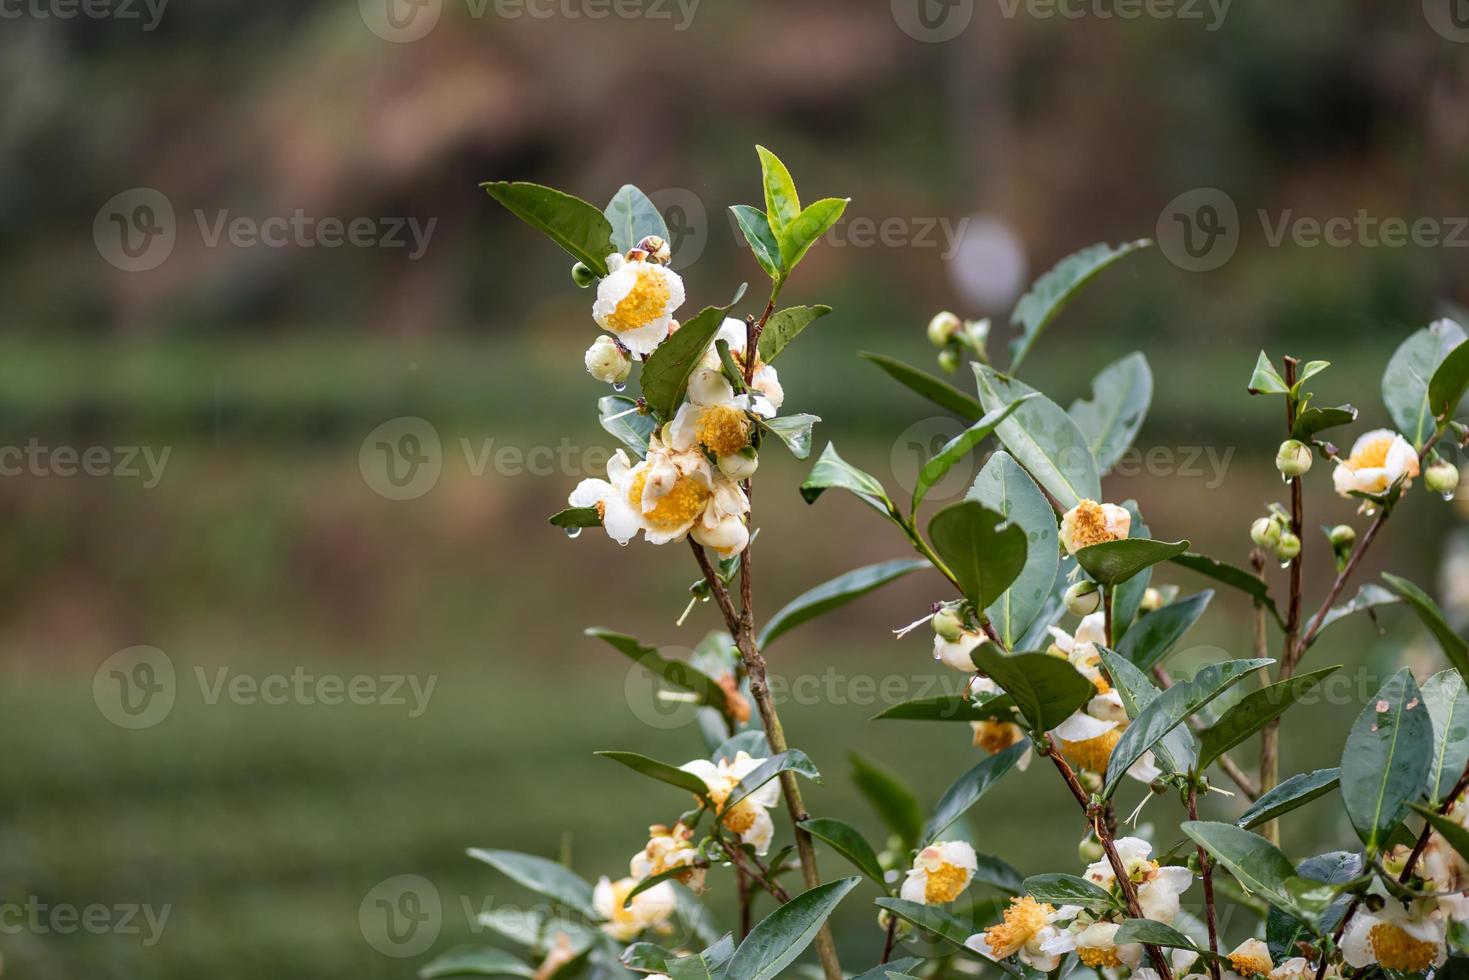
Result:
[565, 527, 582, 539]
[1443, 492, 1456, 502]
[612, 381, 627, 393]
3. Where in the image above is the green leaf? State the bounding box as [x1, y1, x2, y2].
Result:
[1109, 501, 1152, 639]
[970, 643, 1095, 733]
[799, 817, 886, 885]
[1266, 852, 1361, 961]
[713, 730, 770, 764]
[597, 395, 656, 459]
[1316, 584, 1400, 636]
[1169, 553, 1285, 629]
[595, 751, 712, 802]
[1342, 668, 1433, 853]
[758, 305, 832, 363]
[913, 396, 1035, 513]
[872, 898, 981, 953]
[924, 743, 1027, 844]
[872, 693, 1019, 723]
[754, 145, 801, 233]
[976, 366, 1101, 509]
[1179, 821, 1310, 918]
[1113, 919, 1199, 951]
[731, 205, 783, 282]
[420, 947, 536, 978]
[466, 850, 597, 918]
[585, 628, 728, 714]
[1198, 666, 1339, 771]
[927, 501, 1028, 610]
[1237, 768, 1341, 830]
[1021, 873, 1122, 912]
[1099, 648, 1197, 776]
[1383, 573, 1469, 682]
[641, 297, 746, 421]
[605, 184, 669, 254]
[1384, 319, 1468, 449]
[1068, 352, 1153, 474]
[548, 506, 601, 529]
[1115, 590, 1213, 670]
[968, 451, 1060, 647]
[850, 752, 926, 851]
[1076, 539, 1191, 590]
[777, 197, 848, 271]
[761, 414, 821, 460]
[482, 181, 616, 277]
[726, 877, 860, 980]
[1296, 359, 1331, 389]
[1104, 658, 1271, 798]
[850, 960, 925, 980]
[1424, 671, 1469, 805]
[1292, 405, 1358, 442]
[1008, 240, 1152, 373]
[623, 866, 702, 908]
[1248, 351, 1289, 395]
[725, 750, 821, 813]
[858, 352, 985, 421]
[760, 559, 928, 648]
[800, 443, 893, 515]
[1412, 803, 1469, 866]
[1430, 339, 1469, 424]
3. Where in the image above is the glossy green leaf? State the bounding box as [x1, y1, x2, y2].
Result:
[1316, 584, 1400, 636]
[713, 730, 770, 764]
[968, 451, 1060, 647]
[725, 750, 821, 813]
[754, 145, 800, 232]
[1198, 666, 1338, 770]
[1237, 768, 1341, 830]
[1424, 671, 1469, 805]
[1109, 501, 1152, 638]
[641, 296, 745, 421]
[1384, 319, 1468, 448]
[1248, 351, 1289, 395]
[1113, 919, 1198, 951]
[1016, 558, 1074, 652]
[859, 352, 985, 420]
[1292, 405, 1358, 443]
[605, 184, 669, 254]
[482, 181, 616, 276]
[1179, 821, 1308, 918]
[1342, 668, 1433, 853]
[872, 898, 981, 953]
[758, 305, 831, 363]
[1008, 240, 1152, 373]
[850, 752, 926, 851]
[726, 876, 860, 980]
[1266, 852, 1361, 962]
[1413, 803, 1469, 866]
[1021, 873, 1121, 911]
[1169, 553, 1284, 629]
[849, 959, 925, 980]
[760, 559, 928, 648]
[666, 953, 714, 980]
[595, 751, 712, 801]
[800, 443, 893, 515]
[731, 204, 782, 281]
[585, 628, 728, 714]
[1104, 658, 1271, 798]
[421, 946, 536, 978]
[1099, 648, 1197, 776]
[1115, 590, 1213, 669]
[799, 817, 886, 885]
[976, 365, 1101, 509]
[913, 395, 1035, 513]
[778, 197, 847, 271]
[760, 413, 820, 460]
[597, 395, 656, 458]
[467, 850, 597, 918]
[548, 506, 601, 529]
[927, 501, 1028, 610]
[1383, 573, 1469, 682]
[1430, 339, 1469, 424]
[1076, 538, 1190, 590]
[872, 693, 1019, 723]
[924, 742, 1027, 844]
[971, 643, 1095, 733]
[1068, 351, 1153, 473]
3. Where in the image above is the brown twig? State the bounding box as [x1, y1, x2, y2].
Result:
[1249, 551, 1280, 843]
[1188, 783, 1223, 980]
[879, 912, 899, 964]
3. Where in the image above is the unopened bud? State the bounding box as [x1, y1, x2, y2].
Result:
[718, 448, 759, 481]
[636, 235, 672, 265]
[1275, 531, 1301, 561]
[937, 348, 960, 374]
[571, 261, 596, 287]
[927, 311, 962, 347]
[1427, 461, 1460, 496]
[1328, 524, 1356, 550]
[1276, 439, 1313, 479]
[1250, 516, 1281, 548]
[1078, 836, 1104, 863]
[931, 606, 965, 642]
[1065, 580, 1102, 616]
[1078, 769, 1103, 794]
[584, 336, 632, 384]
[1139, 587, 1163, 614]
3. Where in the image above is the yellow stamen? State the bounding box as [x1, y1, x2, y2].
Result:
[1068, 500, 1121, 549]
[982, 896, 1054, 957]
[1060, 728, 1122, 773]
[924, 862, 971, 904]
[1229, 951, 1273, 976]
[1078, 946, 1123, 968]
[606, 266, 671, 333]
[628, 470, 709, 530]
[1368, 923, 1439, 972]
[1348, 437, 1394, 471]
[973, 721, 1025, 755]
[696, 405, 751, 457]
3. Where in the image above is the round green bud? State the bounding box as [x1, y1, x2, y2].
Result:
[1250, 516, 1281, 548]
[1427, 461, 1461, 496]
[927, 311, 962, 347]
[571, 261, 596, 287]
[1328, 524, 1356, 550]
[1275, 531, 1302, 561]
[1077, 836, 1104, 863]
[1064, 580, 1102, 616]
[937, 348, 961, 374]
[1276, 439, 1313, 479]
[931, 607, 965, 642]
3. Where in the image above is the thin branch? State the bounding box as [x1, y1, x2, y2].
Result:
[1188, 783, 1223, 980]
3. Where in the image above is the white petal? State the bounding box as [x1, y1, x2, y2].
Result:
[899, 871, 928, 904]
[1054, 711, 1117, 742]
[569, 479, 611, 509]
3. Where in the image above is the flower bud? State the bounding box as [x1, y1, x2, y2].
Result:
[1426, 461, 1460, 496]
[1276, 439, 1313, 479]
[1139, 587, 1163, 613]
[1275, 530, 1301, 561]
[927, 311, 962, 347]
[1064, 580, 1102, 616]
[636, 235, 672, 265]
[937, 348, 960, 374]
[718, 448, 759, 481]
[931, 606, 965, 642]
[584, 336, 631, 384]
[1078, 769, 1103, 794]
[571, 261, 596, 287]
[1077, 836, 1105, 863]
[1250, 516, 1281, 548]
[1328, 524, 1356, 550]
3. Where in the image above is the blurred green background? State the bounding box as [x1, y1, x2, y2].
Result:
[4, 1, 1469, 977]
